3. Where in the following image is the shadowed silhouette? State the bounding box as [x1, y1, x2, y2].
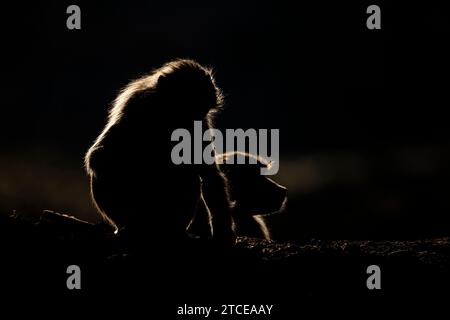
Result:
[85, 59, 234, 247]
[189, 152, 287, 240]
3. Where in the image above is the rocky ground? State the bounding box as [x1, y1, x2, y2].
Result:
[1, 210, 449, 315]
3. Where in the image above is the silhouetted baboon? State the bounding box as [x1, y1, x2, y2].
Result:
[85, 59, 234, 245]
[189, 152, 287, 240]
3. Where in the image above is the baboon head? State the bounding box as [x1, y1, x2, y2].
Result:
[217, 152, 287, 216]
[155, 59, 224, 122]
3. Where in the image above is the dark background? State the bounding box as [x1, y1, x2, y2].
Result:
[0, 1, 449, 241]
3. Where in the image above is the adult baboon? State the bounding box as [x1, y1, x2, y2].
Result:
[85, 59, 234, 245]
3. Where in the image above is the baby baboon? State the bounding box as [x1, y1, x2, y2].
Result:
[85, 59, 234, 244]
[189, 152, 287, 240]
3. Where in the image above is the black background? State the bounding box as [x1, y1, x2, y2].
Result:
[1, 1, 449, 241]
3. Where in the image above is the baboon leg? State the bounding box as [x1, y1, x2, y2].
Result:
[187, 196, 213, 239]
[200, 165, 235, 245]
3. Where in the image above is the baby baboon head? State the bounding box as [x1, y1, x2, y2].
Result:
[217, 152, 287, 216]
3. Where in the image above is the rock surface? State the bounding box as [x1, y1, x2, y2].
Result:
[1, 211, 449, 308]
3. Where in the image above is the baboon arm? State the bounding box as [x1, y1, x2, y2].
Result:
[199, 164, 235, 245]
[187, 197, 211, 239]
